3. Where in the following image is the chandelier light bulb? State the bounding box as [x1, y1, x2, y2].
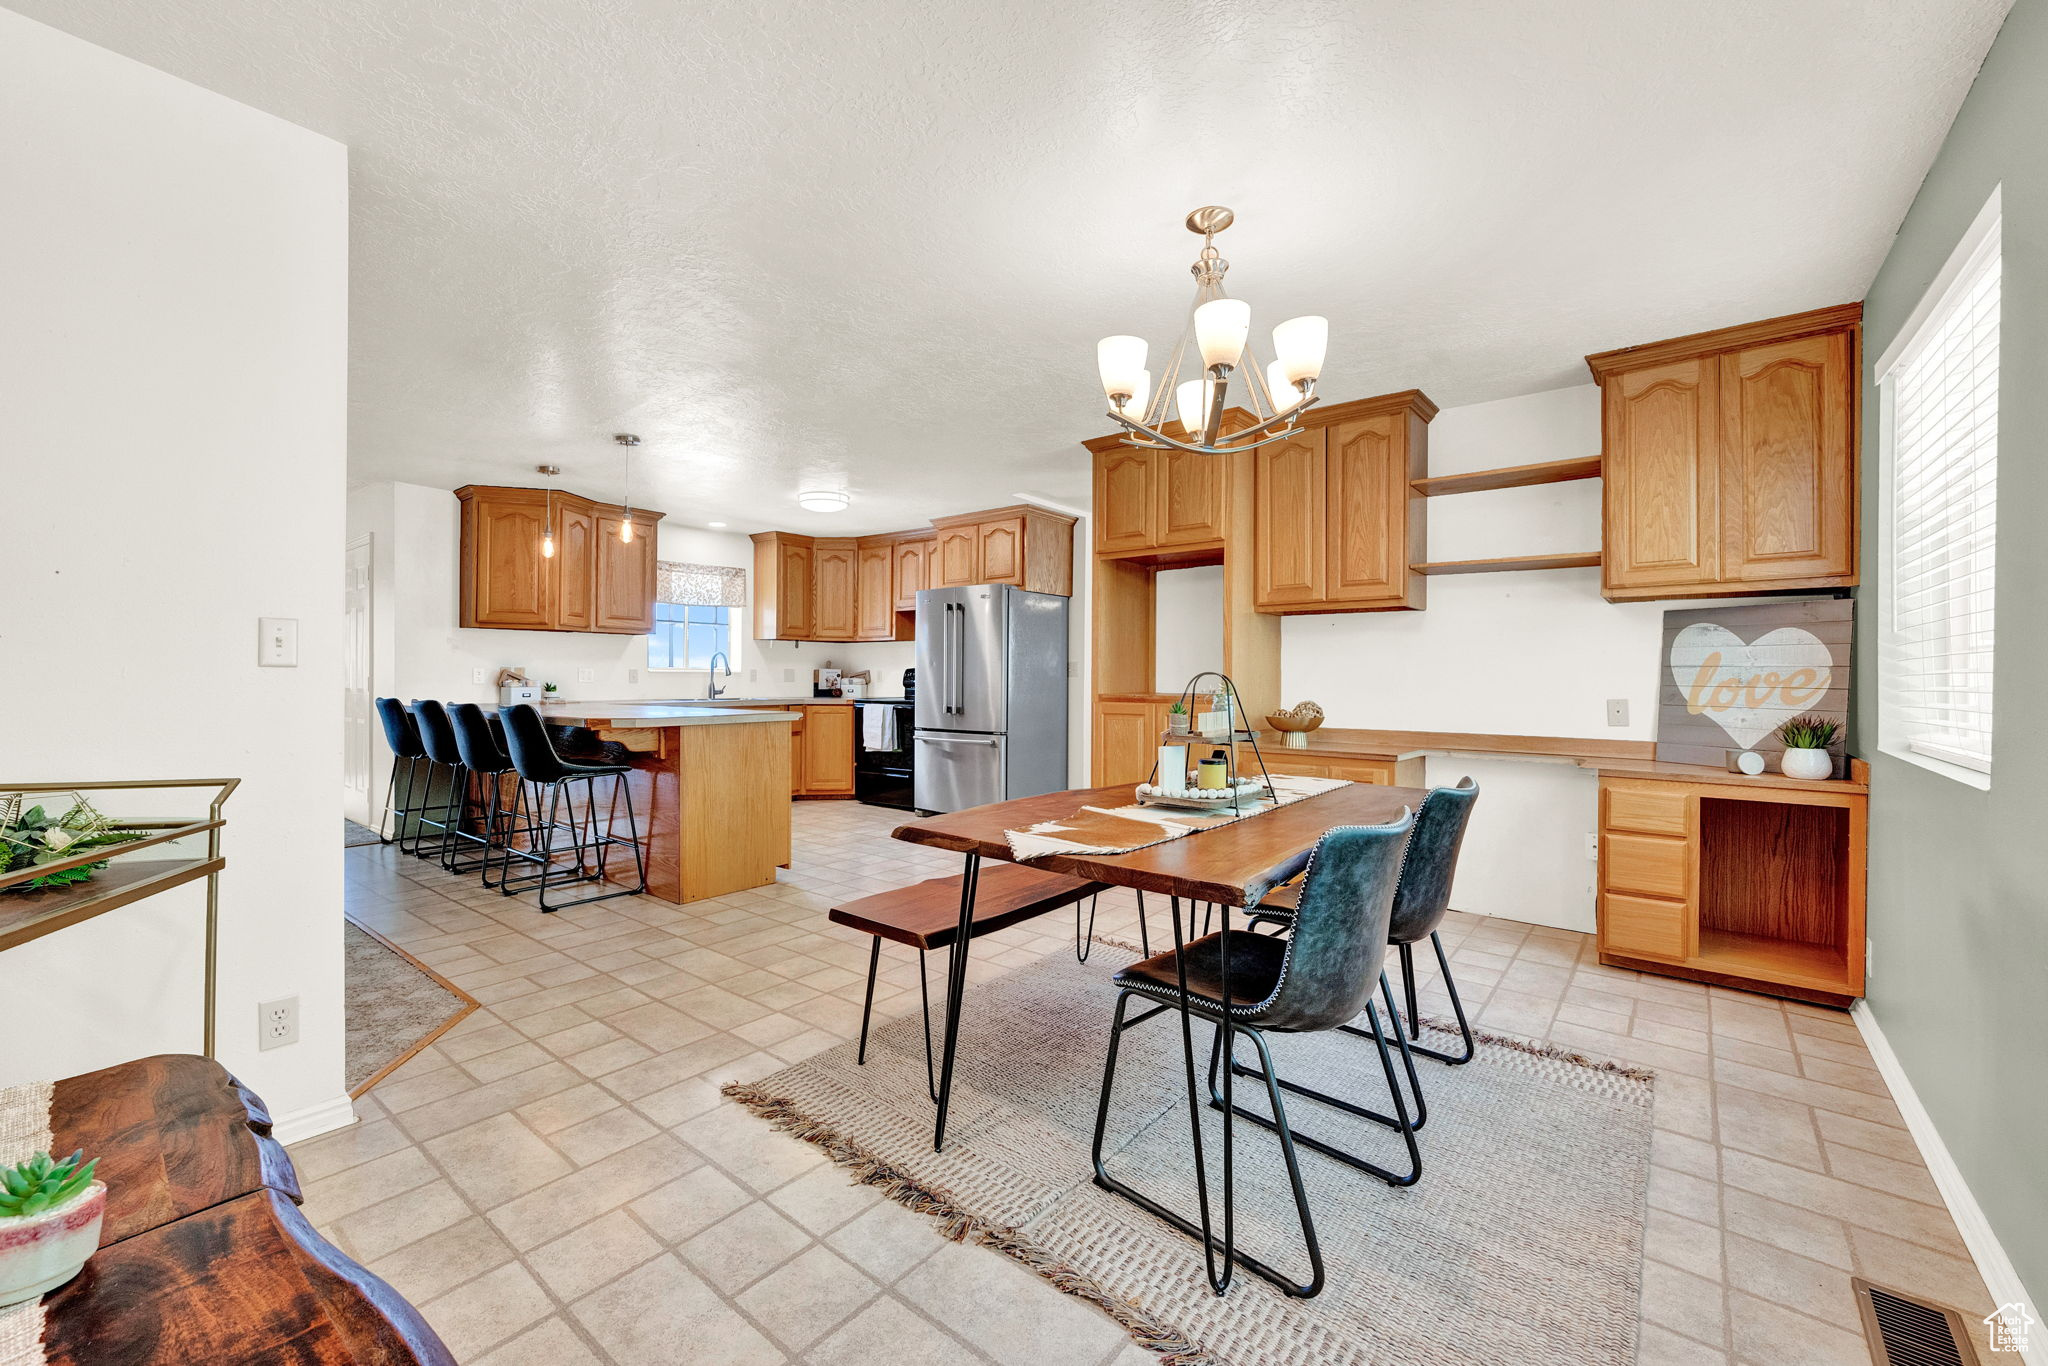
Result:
[1272, 315, 1328, 383]
[1176, 377, 1214, 435]
[542, 532, 556, 559]
[1193, 299, 1250, 371]
[1114, 369, 1151, 422]
[620, 519, 634, 544]
[1097, 335, 1148, 401]
[1267, 360, 1302, 413]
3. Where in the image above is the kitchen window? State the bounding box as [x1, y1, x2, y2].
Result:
[648, 561, 745, 671]
[1875, 186, 1999, 788]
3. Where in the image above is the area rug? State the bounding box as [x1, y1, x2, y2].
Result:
[726, 945, 1653, 1365]
[343, 818, 384, 847]
[343, 917, 476, 1096]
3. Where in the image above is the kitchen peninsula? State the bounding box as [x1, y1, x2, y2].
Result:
[534, 703, 794, 903]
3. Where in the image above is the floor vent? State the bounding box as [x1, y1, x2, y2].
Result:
[1855, 1277, 1981, 1366]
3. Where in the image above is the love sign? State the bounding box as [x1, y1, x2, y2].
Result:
[1655, 601, 1851, 769]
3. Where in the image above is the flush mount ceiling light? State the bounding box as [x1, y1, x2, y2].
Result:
[707, 521, 728, 529]
[797, 488, 850, 513]
[1096, 206, 1327, 455]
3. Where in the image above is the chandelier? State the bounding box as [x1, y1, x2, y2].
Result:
[1095, 206, 1327, 455]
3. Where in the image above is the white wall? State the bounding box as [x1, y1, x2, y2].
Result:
[0, 11, 352, 1138]
[1154, 565, 1225, 692]
[1284, 384, 1670, 931]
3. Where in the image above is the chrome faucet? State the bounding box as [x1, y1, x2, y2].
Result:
[707, 651, 732, 699]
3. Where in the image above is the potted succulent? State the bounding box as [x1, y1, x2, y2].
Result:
[1776, 715, 1840, 781]
[1166, 699, 1190, 736]
[1, 795, 148, 894]
[542, 682, 561, 702]
[0, 1149, 103, 1306]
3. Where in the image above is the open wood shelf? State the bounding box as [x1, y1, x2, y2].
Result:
[0, 855, 224, 952]
[1410, 456, 1602, 497]
[1690, 929, 1852, 994]
[1410, 552, 1603, 576]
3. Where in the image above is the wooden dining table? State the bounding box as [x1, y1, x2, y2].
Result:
[891, 780, 1426, 1151]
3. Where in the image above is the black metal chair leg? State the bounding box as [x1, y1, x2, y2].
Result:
[1211, 996, 1423, 1187]
[856, 937, 881, 1065]
[1398, 932, 1477, 1065]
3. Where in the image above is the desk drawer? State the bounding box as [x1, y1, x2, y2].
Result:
[1264, 757, 1396, 784]
[1603, 831, 1688, 900]
[1601, 892, 1690, 960]
[1602, 781, 1689, 837]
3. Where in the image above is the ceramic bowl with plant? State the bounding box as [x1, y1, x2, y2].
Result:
[0, 1149, 104, 1306]
[1776, 715, 1841, 780]
[1, 795, 148, 894]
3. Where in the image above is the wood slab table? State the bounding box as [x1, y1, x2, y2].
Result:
[892, 781, 1424, 1149]
[33, 1054, 451, 1365]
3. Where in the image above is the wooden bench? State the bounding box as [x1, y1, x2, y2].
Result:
[831, 864, 1107, 1092]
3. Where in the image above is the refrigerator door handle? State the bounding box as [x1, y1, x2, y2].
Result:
[951, 600, 967, 717]
[917, 733, 999, 745]
[940, 604, 952, 715]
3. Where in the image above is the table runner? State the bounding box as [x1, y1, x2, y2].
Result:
[0, 1079, 55, 1366]
[1004, 773, 1351, 860]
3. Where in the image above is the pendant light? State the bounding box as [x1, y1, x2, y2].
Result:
[614, 434, 640, 543]
[537, 464, 560, 559]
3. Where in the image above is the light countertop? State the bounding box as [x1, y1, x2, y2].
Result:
[535, 703, 797, 728]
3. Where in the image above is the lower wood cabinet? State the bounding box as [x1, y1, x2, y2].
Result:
[1594, 771, 1867, 1005]
[1092, 700, 1165, 787]
[800, 705, 856, 795]
[457, 484, 663, 634]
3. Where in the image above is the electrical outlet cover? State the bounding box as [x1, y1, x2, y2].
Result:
[1606, 699, 1630, 727]
[578, 667, 596, 683]
[258, 996, 299, 1050]
[472, 666, 488, 685]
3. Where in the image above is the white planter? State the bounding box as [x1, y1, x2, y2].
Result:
[0, 1182, 105, 1307]
[1780, 747, 1833, 781]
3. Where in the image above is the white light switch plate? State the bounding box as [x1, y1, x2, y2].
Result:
[578, 667, 595, 683]
[471, 666, 488, 685]
[258, 617, 299, 667]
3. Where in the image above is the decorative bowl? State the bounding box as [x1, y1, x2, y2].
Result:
[0, 1181, 104, 1307]
[1264, 702, 1325, 733]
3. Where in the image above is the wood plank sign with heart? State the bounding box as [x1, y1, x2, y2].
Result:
[1655, 600, 1852, 770]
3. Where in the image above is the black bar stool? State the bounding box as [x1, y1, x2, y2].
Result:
[447, 702, 541, 892]
[407, 700, 492, 874]
[497, 704, 647, 912]
[1091, 811, 1417, 1300]
[373, 698, 430, 854]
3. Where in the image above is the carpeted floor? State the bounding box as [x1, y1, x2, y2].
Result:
[344, 818, 384, 848]
[728, 942, 1656, 1365]
[343, 917, 476, 1095]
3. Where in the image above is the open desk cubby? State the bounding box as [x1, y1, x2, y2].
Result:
[1594, 763, 1867, 1006]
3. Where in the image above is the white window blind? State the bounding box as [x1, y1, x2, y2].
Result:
[1877, 191, 1999, 784]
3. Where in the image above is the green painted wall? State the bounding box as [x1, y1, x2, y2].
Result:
[1853, 0, 2044, 1305]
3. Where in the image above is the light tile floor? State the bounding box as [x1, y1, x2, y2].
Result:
[305, 799, 1995, 1364]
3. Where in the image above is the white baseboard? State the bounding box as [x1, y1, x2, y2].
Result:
[270, 1091, 358, 1147]
[1853, 1000, 2043, 1363]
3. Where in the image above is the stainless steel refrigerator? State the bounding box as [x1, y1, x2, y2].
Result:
[913, 583, 1069, 813]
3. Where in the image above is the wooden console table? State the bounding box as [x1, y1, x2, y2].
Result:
[32, 1054, 450, 1365]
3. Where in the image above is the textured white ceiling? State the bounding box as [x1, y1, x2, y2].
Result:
[10, 0, 2009, 533]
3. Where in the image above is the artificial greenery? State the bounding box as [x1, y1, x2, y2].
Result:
[543, 682, 560, 694]
[1776, 715, 1842, 750]
[1168, 699, 1187, 715]
[0, 1150, 97, 1219]
[0, 795, 148, 892]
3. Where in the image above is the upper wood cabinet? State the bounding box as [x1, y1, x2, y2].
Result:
[1086, 443, 1228, 556]
[456, 485, 664, 634]
[751, 532, 813, 641]
[929, 506, 1076, 595]
[892, 537, 932, 611]
[1588, 304, 1859, 601]
[1251, 391, 1434, 614]
[810, 539, 859, 641]
[855, 540, 897, 641]
[753, 510, 1066, 643]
